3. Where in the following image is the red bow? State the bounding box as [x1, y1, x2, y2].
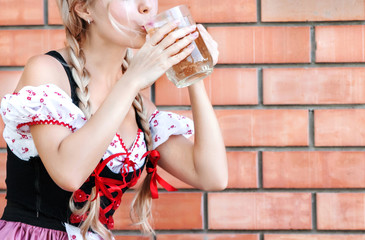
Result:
[142, 150, 177, 199]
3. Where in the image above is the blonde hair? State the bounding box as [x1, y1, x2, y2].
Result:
[57, 0, 155, 239]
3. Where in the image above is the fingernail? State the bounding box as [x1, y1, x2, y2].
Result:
[190, 24, 196, 30]
[191, 31, 199, 38]
[188, 44, 195, 49]
[173, 20, 180, 26]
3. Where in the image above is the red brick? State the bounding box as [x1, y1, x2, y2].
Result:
[215, 109, 308, 147]
[0, 193, 6, 217]
[208, 234, 259, 240]
[263, 68, 365, 105]
[208, 26, 310, 64]
[265, 234, 365, 240]
[114, 192, 203, 230]
[138, 151, 258, 190]
[114, 236, 152, 240]
[158, 0, 257, 23]
[263, 151, 365, 188]
[0, 153, 6, 190]
[262, 0, 365, 22]
[316, 25, 365, 63]
[172, 109, 308, 147]
[317, 193, 365, 230]
[0, 0, 44, 25]
[48, 0, 62, 25]
[315, 109, 365, 146]
[157, 235, 204, 240]
[157, 234, 259, 240]
[227, 151, 258, 188]
[208, 192, 312, 230]
[155, 68, 258, 106]
[0, 29, 65, 66]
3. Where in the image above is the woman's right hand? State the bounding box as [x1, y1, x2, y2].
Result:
[122, 21, 199, 90]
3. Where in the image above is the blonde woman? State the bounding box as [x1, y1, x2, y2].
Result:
[0, 0, 227, 239]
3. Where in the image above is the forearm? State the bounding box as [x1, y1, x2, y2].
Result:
[52, 78, 140, 190]
[188, 80, 228, 190]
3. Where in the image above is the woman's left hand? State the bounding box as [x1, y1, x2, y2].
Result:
[197, 24, 219, 65]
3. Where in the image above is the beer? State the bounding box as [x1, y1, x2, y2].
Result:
[145, 5, 213, 88]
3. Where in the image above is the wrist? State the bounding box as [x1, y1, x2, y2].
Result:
[188, 79, 206, 94]
[118, 73, 141, 96]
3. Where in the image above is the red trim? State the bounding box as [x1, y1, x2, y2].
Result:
[115, 128, 142, 153]
[115, 133, 128, 153]
[149, 110, 160, 123]
[130, 129, 142, 153]
[17, 120, 76, 132]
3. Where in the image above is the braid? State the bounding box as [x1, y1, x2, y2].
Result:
[130, 94, 155, 233]
[68, 44, 92, 119]
[59, 0, 112, 239]
[58, 0, 155, 236]
[132, 94, 153, 150]
[122, 48, 133, 74]
[124, 54, 154, 233]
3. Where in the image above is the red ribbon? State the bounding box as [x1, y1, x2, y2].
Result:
[84, 149, 176, 229]
[142, 150, 177, 199]
[89, 152, 132, 229]
[91, 152, 128, 203]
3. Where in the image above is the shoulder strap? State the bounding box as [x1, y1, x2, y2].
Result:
[46, 51, 145, 133]
[45, 51, 80, 106]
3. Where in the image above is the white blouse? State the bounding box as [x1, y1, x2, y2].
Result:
[1, 83, 194, 173]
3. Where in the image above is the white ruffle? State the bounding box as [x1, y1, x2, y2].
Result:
[0, 84, 86, 161]
[149, 110, 194, 149]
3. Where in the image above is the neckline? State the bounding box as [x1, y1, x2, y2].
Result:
[115, 129, 142, 153]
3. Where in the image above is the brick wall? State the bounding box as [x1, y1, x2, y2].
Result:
[1, 0, 365, 239]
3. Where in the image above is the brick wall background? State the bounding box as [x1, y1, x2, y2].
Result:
[1, 0, 365, 239]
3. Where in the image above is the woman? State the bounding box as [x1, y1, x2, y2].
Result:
[0, 0, 227, 239]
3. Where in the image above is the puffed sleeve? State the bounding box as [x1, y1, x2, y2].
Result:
[0, 84, 86, 160]
[149, 110, 194, 149]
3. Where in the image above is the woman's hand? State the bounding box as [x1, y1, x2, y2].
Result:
[123, 21, 199, 90]
[197, 24, 219, 65]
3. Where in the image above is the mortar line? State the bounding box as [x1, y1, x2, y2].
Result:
[312, 192, 318, 231]
[44, 0, 49, 26]
[310, 25, 316, 64]
[258, 151, 263, 189]
[309, 109, 315, 149]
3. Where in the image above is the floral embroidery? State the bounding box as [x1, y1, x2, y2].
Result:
[149, 110, 194, 149]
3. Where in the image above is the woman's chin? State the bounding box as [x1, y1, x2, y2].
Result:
[129, 35, 147, 49]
